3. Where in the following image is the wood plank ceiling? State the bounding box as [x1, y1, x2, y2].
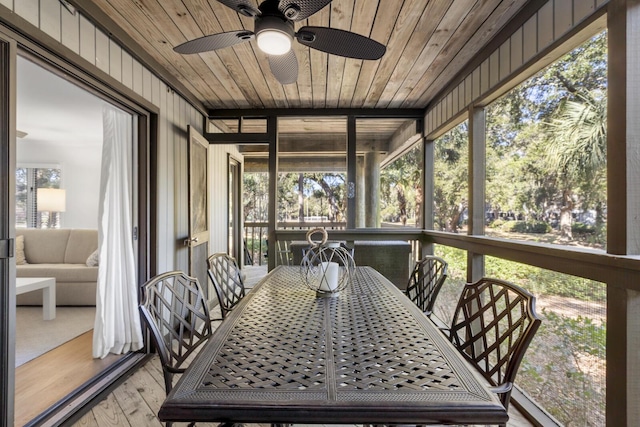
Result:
[86, 0, 529, 112]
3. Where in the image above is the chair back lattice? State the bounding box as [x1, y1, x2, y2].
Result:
[139, 271, 213, 393]
[207, 253, 246, 319]
[448, 277, 541, 410]
[405, 255, 448, 316]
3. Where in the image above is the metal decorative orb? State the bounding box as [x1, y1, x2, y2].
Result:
[301, 228, 355, 297]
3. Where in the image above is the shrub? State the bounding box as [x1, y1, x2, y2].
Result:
[488, 218, 506, 228]
[503, 220, 551, 234]
[572, 222, 596, 234]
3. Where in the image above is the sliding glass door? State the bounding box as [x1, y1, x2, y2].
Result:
[0, 33, 17, 427]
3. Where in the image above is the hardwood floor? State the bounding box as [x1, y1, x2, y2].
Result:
[14, 331, 122, 426]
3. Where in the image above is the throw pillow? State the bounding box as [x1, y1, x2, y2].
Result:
[86, 249, 99, 267]
[15, 235, 27, 265]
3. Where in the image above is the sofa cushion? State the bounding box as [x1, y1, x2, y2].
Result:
[65, 229, 99, 264]
[86, 249, 99, 267]
[15, 235, 27, 265]
[17, 229, 70, 264]
[16, 264, 99, 282]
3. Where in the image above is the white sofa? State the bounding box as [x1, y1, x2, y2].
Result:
[16, 228, 98, 306]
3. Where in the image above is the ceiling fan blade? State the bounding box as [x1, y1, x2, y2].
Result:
[174, 31, 254, 54]
[296, 26, 386, 60]
[215, 0, 260, 17]
[277, 0, 332, 21]
[268, 50, 298, 85]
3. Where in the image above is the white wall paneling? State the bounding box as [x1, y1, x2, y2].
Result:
[39, 0, 60, 43]
[61, 7, 79, 54]
[78, 15, 95, 66]
[537, 2, 554, 51]
[108, 39, 122, 82]
[499, 41, 510, 81]
[14, 0, 38, 27]
[575, 0, 597, 22]
[94, 28, 109, 74]
[121, 50, 133, 90]
[510, 28, 523, 73]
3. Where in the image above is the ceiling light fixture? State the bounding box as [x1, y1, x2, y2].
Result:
[257, 30, 292, 55]
[255, 15, 294, 56]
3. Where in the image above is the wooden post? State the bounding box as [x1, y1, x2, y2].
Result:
[347, 116, 356, 230]
[356, 156, 365, 228]
[267, 115, 278, 271]
[607, 1, 640, 425]
[423, 136, 434, 254]
[364, 151, 380, 228]
[467, 107, 486, 283]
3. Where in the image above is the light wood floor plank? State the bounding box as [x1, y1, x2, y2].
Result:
[143, 353, 165, 383]
[90, 393, 131, 427]
[74, 410, 99, 427]
[112, 374, 162, 427]
[126, 364, 167, 416]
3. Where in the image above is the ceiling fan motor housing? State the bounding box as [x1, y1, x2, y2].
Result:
[255, 14, 295, 41]
[255, 13, 295, 55]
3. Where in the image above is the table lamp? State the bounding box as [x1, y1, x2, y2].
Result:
[37, 188, 66, 228]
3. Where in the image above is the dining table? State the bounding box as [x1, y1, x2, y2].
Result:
[158, 265, 509, 425]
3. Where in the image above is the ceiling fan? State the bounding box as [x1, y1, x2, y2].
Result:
[174, 0, 386, 85]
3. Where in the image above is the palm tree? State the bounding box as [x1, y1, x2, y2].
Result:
[544, 91, 607, 239]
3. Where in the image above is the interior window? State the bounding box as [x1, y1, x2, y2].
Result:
[16, 166, 63, 228]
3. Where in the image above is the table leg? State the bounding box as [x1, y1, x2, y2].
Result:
[42, 281, 56, 320]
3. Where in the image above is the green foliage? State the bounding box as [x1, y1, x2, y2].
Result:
[487, 218, 506, 229]
[485, 256, 605, 301]
[572, 222, 596, 234]
[433, 122, 469, 232]
[243, 173, 269, 222]
[519, 309, 606, 426]
[483, 32, 607, 247]
[501, 220, 551, 234]
[545, 310, 606, 356]
[381, 143, 423, 226]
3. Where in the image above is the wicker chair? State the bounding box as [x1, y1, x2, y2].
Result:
[207, 253, 246, 320]
[405, 255, 448, 317]
[139, 271, 213, 427]
[447, 277, 541, 420]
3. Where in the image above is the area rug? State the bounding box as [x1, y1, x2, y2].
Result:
[15, 306, 95, 367]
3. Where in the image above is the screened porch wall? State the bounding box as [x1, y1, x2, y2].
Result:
[421, 0, 640, 426]
[424, 0, 607, 137]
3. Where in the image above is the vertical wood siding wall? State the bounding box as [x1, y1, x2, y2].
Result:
[424, 0, 608, 136]
[1, 1, 240, 274]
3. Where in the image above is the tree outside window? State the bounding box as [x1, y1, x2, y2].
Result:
[16, 167, 63, 228]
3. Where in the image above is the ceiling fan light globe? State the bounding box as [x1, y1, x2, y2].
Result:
[257, 29, 292, 55]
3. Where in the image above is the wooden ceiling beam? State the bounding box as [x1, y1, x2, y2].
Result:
[245, 157, 347, 173]
[207, 108, 424, 118]
[381, 120, 423, 167]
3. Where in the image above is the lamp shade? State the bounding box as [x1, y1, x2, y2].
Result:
[37, 188, 66, 212]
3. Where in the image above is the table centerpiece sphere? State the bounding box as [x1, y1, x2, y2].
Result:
[300, 227, 355, 297]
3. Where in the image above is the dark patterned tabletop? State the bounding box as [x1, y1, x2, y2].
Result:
[159, 266, 508, 425]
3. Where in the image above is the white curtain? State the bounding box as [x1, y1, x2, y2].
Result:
[93, 105, 143, 359]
